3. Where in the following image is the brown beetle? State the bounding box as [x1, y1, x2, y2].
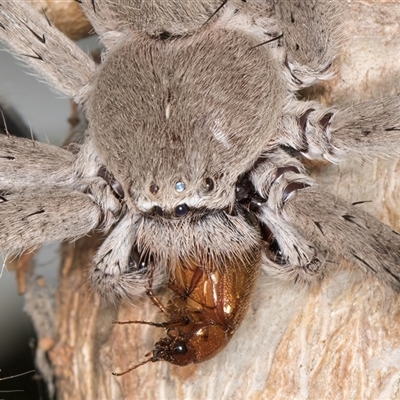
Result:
[112, 246, 261, 375]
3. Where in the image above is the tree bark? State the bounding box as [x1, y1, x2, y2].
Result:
[28, 1, 400, 399]
[26, 0, 92, 40]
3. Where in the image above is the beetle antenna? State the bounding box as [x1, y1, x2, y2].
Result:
[112, 318, 167, 327]
[112, 357, 154, 376]
[112, 318, 184, 328]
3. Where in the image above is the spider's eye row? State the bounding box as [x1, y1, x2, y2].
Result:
[153, 204, 189, 218]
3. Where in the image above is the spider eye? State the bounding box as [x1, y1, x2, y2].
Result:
[204, 177, 214, 192]
[175, 181, 186, 192]
[150, 183, 159, 195]
[174, 204, 189, 217]
[154, 206, 164, 217]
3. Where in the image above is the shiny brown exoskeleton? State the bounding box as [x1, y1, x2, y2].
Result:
[112, 247, 261, 375]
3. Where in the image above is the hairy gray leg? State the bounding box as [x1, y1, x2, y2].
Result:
[0, 0, 96, 99]
[0, 190, 102, 254]
[274, 0, 342, 88]
[0, 134, 122, 229]
[244, 150, 325, 283]
[263, 169, 400, 291]
[280, 96, 400, 161]
[0, 135, 75, 192]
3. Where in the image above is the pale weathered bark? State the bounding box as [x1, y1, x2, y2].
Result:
[26, 0, 92, 40]
[25, 1, 400, 399]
